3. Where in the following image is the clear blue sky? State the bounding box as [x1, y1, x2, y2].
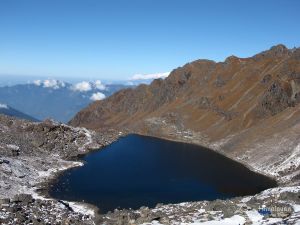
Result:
[0, 0, 299, 80]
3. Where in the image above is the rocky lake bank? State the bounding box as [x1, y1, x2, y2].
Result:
[0, 115, 123, 224]
[0, 114, 300, 225]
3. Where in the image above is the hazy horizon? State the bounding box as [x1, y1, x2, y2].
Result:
[0, 42, 298, 86]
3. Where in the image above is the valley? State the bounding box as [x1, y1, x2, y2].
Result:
[0, 81, 131, 122]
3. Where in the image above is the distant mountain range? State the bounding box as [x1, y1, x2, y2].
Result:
[0, 103, 39, 122]
[0, 80, 132, 122]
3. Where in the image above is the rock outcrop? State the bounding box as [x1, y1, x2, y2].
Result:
[0, 114, 123, 224]
[99, 186, 300, 225]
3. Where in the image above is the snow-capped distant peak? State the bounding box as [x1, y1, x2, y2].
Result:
[33, 79, 65, 89]
[0, 103, 8, 109]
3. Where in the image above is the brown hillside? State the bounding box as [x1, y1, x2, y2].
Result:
[70, 44, 300, 184]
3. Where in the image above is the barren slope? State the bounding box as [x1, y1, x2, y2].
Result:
[70, 44, 300, 184]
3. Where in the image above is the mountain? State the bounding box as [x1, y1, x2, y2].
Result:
[70, 44, 300, 185]
[0, 103, 38, 121]
[0, 81, 131, 123]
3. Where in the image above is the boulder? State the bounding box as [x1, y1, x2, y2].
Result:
[0, 198, 10, 204]
[12, 194, 34, 204]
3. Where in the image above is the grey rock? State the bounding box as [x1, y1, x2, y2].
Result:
[0, 198, 10, 204]
[0, 159, 10, 164]
[214, 75, 226, 87]
[261, 74, 272, 85]
[205, 200, 238, 218]
[258, 80, 292, 116]
[279, 191, 300, 203]
[12, 194, 33, 204]
[1, 164, 12, 174]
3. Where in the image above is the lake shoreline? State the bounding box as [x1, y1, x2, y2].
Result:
[46, 132, 298, 224]
[1, 119, 296, 225]
[0, 115, 124, 224]
[47, 133, 278, 217]
[135, 133, 279, 185]
[0, 114, 292, 224]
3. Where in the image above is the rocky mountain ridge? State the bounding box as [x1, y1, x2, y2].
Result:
[70, 44, 300, 185]
[0, 104, 39, 122]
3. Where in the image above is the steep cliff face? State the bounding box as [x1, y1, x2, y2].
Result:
[70, 45, 300, 184]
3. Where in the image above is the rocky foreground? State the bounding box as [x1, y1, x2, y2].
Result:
[0, 114, 122, 225]
[100, 187, 300, 225]
[0, 114, 299, 225]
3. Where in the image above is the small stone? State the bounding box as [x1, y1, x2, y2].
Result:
[155, 203, 163, 208]
[0, 159, 10, 164]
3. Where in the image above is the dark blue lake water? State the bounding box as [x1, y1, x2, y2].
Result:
[49, 134, 276, 213]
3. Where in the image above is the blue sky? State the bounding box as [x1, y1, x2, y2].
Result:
[0, 0, 299, 80]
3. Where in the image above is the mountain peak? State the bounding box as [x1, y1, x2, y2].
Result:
[224, 55, 241, 63]
[254, 44, 290, 59]
[270, 43, 288, 51]
[70, 44, 300, 135]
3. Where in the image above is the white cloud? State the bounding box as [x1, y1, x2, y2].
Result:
[43, 80, 57, 88]
[0, 103, 8, 109]
[72, 80, 106, 92]
[72, 81, 92, 92]
[90, 92, 106, 101]
[33, 80, 42, 86]
[129, 72, 170, 81]
[32, 79, 65, 89]
[60, 81, 65, 88]
[94, 80, 106, 90]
